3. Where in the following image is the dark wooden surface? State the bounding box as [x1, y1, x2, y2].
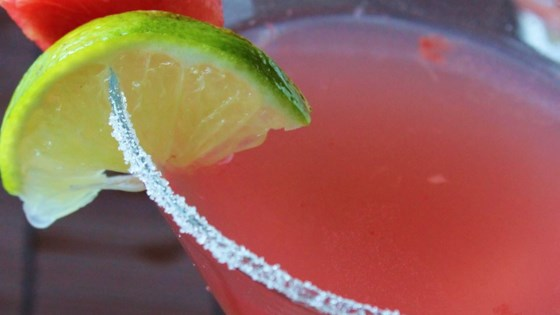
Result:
[0, 9, 223, 315]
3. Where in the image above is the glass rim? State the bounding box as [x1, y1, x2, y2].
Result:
[227, 1, 560, 80]
[106, 68, 399, 315]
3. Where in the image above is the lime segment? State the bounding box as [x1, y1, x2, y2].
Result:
[0, 10, 310, 227]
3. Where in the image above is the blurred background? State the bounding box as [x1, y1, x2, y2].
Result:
[0, 0, 556, 314]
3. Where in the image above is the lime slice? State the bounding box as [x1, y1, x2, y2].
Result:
[0, 10, 310, 228]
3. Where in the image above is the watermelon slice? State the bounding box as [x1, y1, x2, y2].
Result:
[0, 0, 223, 50]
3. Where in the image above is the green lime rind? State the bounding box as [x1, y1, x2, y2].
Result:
[0, 10, 311, 195]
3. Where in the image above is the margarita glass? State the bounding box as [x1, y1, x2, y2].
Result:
[109, 1, 560, 314]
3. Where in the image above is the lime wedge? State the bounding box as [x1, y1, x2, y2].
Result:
[0, 10, 310, 228]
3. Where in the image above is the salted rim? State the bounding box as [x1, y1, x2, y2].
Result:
[107, 69, 400, 315]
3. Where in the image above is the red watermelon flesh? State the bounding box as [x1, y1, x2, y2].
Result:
[0, 0, 223, 50]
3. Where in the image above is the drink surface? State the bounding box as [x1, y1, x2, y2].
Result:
[166, 15, 560, 315]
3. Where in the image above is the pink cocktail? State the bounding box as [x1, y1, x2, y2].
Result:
[115, 4, 560, 315]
